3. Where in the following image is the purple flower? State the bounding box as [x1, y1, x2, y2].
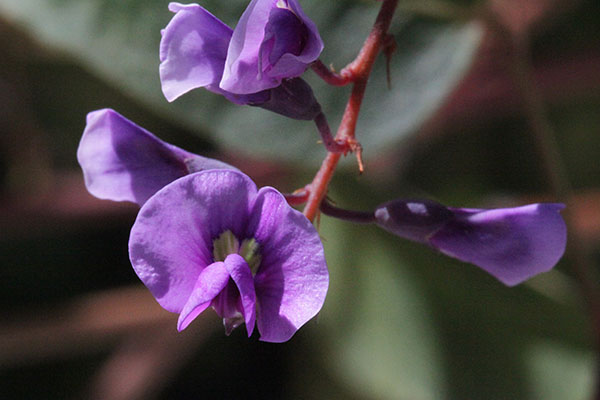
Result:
[159, 2, 323, 120]
[374, 199, 567, 286]
[77, 108, 236, 206]
[128, 169, 328, 342]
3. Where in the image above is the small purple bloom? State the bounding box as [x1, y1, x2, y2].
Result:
[77, 108, 235, 206]
[375, 199, 567, 286]
[128, 169, 328, 342]
[159, 2, 323, 120]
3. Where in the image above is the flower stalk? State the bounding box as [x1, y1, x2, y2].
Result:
[303, 0, 399, 222]
[319, 198, 375, 224]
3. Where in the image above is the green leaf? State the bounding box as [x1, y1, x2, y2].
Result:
[0, 0, 481, 166]
[524, 341, 594, 400]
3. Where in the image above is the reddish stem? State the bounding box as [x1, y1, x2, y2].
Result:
[303, 0, 399, 222]
[311, 60, 352, 86]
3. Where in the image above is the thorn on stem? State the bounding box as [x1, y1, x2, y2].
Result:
[352, 141, 365, 174]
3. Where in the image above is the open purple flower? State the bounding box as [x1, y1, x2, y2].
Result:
[159, 2, 323, 120]
[129, 169, 328, 342]
[77, 108, 235, 206]
[374, 199, 567, 286]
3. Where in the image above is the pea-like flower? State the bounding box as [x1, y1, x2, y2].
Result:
[374, 199, 567, 286]
[77, 108, 236, 206]
[159, 2, 323, 120]
[128, 169, 329, 342]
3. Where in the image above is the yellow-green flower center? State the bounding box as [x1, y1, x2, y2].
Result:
[212, 230, 262, 275]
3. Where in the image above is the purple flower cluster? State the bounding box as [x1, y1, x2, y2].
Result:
[78, 109, 328, 342]
[76, 0, 568, 343]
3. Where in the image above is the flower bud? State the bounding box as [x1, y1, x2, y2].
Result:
[375, 199, 567, 286]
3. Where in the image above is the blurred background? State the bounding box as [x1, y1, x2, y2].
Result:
[1, 0, 599, 398]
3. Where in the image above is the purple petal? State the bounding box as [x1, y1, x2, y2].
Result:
[286, 0, 323, 56]
[77, 109, 186, 205]
[247, 187, 328, 343]
[77, 109, 234, 206]
[262, 8, 306, 65]
[220, 0, 323, 94]
[177, 261, 230, 331]
[429, 203, 567, 286]
[265, 0, 323, 79]
[160, 3, 233, 101]
[128, 170, 257, 313]
[223, 253, 257, 336]
[211, 280, 245, 335]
